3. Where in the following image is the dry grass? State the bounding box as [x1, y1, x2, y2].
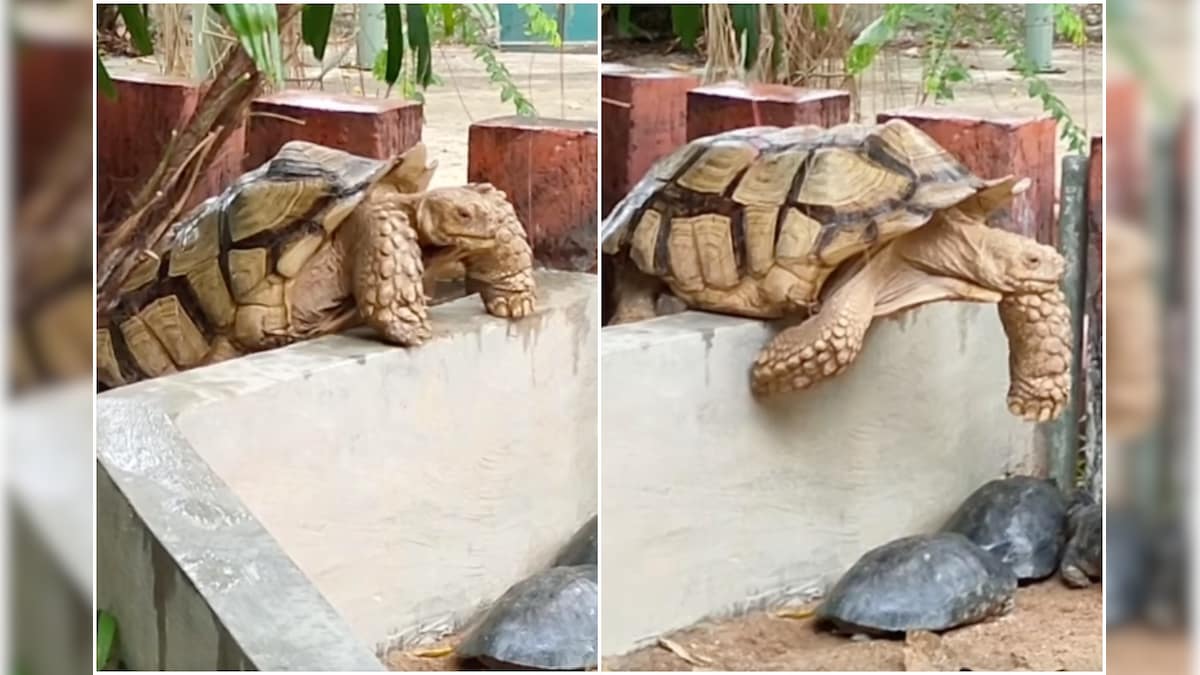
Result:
[702, 5, 860, 105]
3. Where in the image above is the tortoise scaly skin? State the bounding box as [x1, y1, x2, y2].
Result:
[96, 141, 535, 388]
[602, 119, 1070, 421]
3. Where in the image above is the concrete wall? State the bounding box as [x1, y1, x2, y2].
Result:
[600, 302, 1040, 655]
[100, 271, 598, 659]
[98, 398, 384, 671]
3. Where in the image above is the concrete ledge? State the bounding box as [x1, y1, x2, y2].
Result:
[600, 302, 1039, 655]
[99, 271, 598, 663]
[98, 398, 381, 671]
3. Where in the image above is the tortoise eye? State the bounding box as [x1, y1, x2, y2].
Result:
[457, 207, 473, 220]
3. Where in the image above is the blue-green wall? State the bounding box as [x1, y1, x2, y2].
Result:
[497, 4, 599, 45]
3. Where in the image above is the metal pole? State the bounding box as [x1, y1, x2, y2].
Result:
[1133, 122, 1179, 518]
[1023, 5, 1055, 73]
[1048, 154, 1089, 493]
[357, 4, 387, 70]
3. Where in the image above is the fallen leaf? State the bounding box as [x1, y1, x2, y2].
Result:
[657, 636, 713, 666]
[412, 645, 454, 658]
[775, 607, 816, 620]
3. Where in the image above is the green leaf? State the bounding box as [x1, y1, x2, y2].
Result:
[441, 4, 458, 38]
[846, 11, 900, 74]
[406, 5, 433, 87]
[730, 4, 761, 70]
[118, 5, 154, 55]
[671, 5, 703, 51]
[383, 4, 405, 87]
[811, 4, 830, 29]
[616, 4, 633, 38]
[222, 3, 284, 85]
[521, 3, 563, 46]
[96, 611, 118, 670]
[301, 4, 334, 61]
[97, 55, 117, 100]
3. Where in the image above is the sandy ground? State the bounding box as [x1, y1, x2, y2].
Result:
[1108, 625, 1192, 675]
[603, 582, 1102, 672]
[102, 44, 598, 189]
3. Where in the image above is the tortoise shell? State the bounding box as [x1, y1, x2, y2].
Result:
[941, 476, 1068, 581]
[96, 141, 430, 386]
[602, 120, 998, 314]
[817, 532, 1017, 636]
[456, 565, 598, 670]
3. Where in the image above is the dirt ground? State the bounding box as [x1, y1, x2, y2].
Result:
[603, 582, 1102, 672]
[1108, 625, 1192, 675]
[102, 45, 598, 190]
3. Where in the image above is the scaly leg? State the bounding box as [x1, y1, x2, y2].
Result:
[608, 258, 665, 325]
[751, 272, 877, 395]
[462, 189, 536, 319]
[351, 198, 431, 345]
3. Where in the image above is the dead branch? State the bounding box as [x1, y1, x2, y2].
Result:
[97, 5, 300, 315]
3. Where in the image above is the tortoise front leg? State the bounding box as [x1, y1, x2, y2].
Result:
[351, 201, 432, 346]
[751, 272, 877, 396]
[462, 189, 536, 319]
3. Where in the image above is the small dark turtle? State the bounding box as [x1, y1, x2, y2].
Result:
[941, 475, 1067, 580]
[817, 533, 1017, 636]
[1144, 515, 1188, 627]
[1105, 508, 1150, 627]
[552, 516, 597, 567]
[1060, 494, 1102, 588]
[456, 565, 597, 670]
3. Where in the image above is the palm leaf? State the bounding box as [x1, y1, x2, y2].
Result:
[383, 4, 405, 88]
[97, 55, 117, 100]
[118, 4, 153, 55]
[220, 3, 284, 85]
[671, 5, 702, 50]
[406, 4, 433, 87]
[301, 4, 335, 61]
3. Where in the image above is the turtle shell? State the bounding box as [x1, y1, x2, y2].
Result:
[456, 565, 598, 670]
[552, 515, 598, 567]
[601, 119, 992, 299]
[941, 476, 1068, 580]
[1060, 502, 1102, 584]
[817, 533, 1017, 636]
[97, 141, 430, 386]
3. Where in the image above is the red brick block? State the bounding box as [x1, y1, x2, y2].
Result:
[601, 64, 698, 215]
[687, 81, 851, 141]
[468, 116, 597, 272]
[1106, 77, 1140, 214]
[97, 72, 245, 224]
[19, 40, 91, 190]
[877, 107, 1057, 246]
[245, 91, 423, 169]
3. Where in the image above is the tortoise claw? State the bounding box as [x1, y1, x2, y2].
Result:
[485, 292, 536, 319]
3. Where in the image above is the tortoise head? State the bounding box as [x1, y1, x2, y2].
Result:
[921, 176, 1064, 294]
[389, 142, 437, 192]
[415, 184, 507, 251]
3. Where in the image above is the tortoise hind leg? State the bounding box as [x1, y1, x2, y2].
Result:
[608, 259, 666, 325]
[350, 196, 432, 346]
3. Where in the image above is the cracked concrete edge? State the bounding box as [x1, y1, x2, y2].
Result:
[97, 397, 384, 671]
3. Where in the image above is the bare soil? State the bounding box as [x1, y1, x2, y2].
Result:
[383, 641, 479, 672]
[603, 581, 1102, 672]
[1108, 625, 1192, 675]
